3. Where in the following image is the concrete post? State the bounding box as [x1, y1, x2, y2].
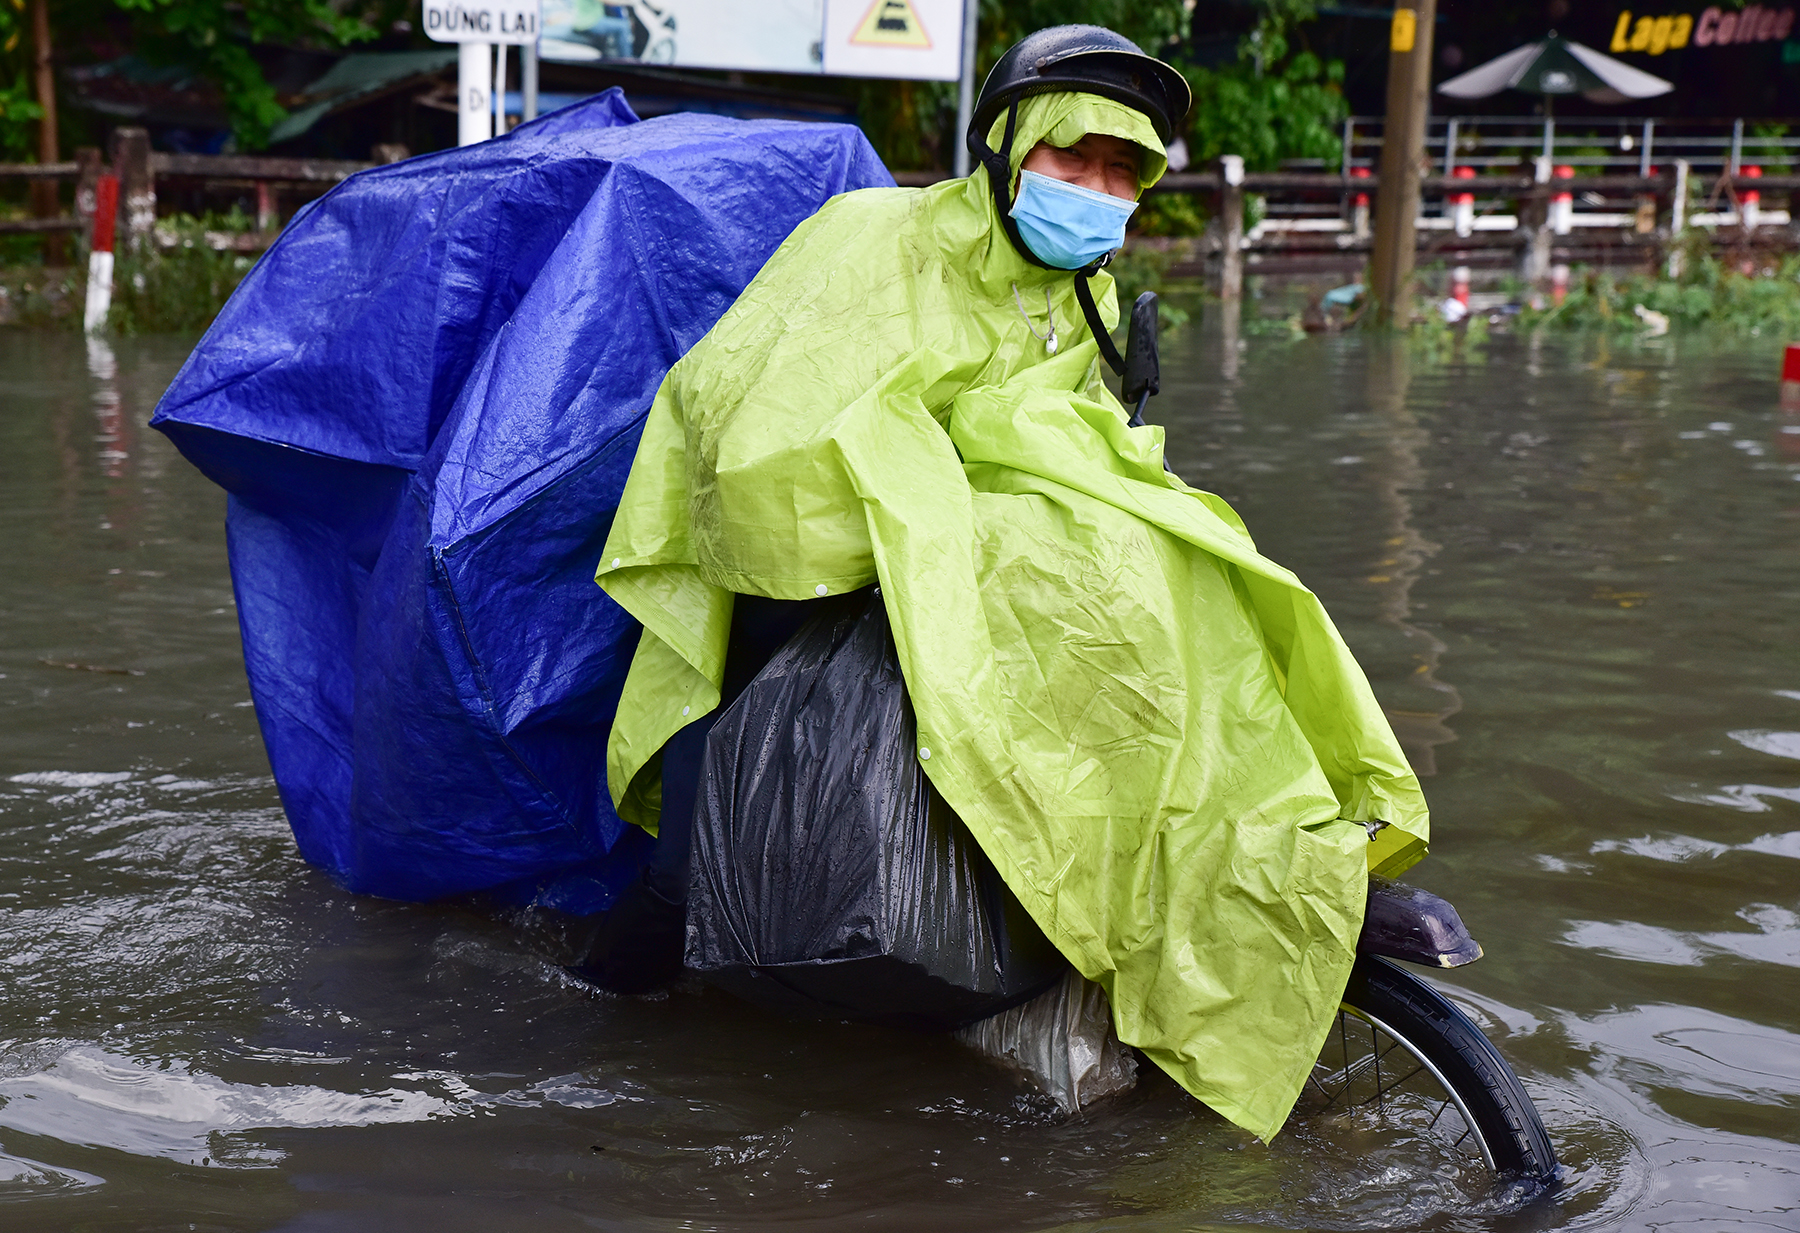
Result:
[107, 127, 155, 252]
[1369, 0, 1436, 326]
[1521, 156, 1551, 285]
[1667, 158, 1689, 278]
[1218, 155, 1244, 304]
[73, 146, 102, 230]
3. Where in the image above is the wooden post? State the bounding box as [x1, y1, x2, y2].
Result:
[73, 146, 102, 228]
[1368, 0, 1435, 325]
[108, 127, 155, 252]
[1218, 154, 1244, 305]
[30, 0, 64, 264]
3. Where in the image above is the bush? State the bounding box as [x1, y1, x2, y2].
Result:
[1519, 252, 1800, 335]
[108, 211, 260, 334]
[1109, 244, 1192, 331]
[1133, 193, 1208, 238]
[0, 210, 260, 333]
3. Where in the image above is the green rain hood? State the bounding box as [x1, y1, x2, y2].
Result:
[597, 93, 1429, 1141]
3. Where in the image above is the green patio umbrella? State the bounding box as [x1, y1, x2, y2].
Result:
[1438, 33, 1672, 105]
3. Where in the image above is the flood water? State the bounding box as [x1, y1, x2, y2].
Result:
[3, 322, 1797, 1232]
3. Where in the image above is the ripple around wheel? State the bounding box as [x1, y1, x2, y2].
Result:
[1082, 1062, 1647, 1232]
[1499, 1074, 1657, 1233]
[0, 1151, 105, 1201]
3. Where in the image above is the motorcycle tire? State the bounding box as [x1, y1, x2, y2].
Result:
[1299, 955, 1558, 1182]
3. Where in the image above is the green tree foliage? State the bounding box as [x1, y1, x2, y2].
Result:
[979, 0, 1187, 58]
[1182, 1, 1346, 170]
[111, 0, 378, 149]
[861, 0, 1346, 175]
[856, 0, 1193, 170]
[0, 0, 46, 161]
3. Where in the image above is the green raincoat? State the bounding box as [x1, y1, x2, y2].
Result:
[597, 93, 1429, 1141]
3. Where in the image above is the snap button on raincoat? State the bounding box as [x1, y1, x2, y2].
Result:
[598, 92, 1429, 1141]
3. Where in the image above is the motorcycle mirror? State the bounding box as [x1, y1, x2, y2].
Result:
[1122, 291, 1159, 427]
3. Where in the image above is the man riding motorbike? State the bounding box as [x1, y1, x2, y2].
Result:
[588, 25, 1430, 1144]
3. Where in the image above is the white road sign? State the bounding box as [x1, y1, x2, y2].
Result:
[822, 0, 963, 80]
[424, 0, 542, 44]
[537, 0, 965, 81]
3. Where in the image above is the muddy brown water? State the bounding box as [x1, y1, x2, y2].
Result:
[2, 324, 1797, 1232]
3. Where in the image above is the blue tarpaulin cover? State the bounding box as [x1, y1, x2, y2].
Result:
[150, 91, 896, 911]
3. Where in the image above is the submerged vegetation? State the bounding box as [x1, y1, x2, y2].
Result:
[0, 210, 258, 332]
[1519, 255, 1800, 334]
[108, 212, 260, 334]
[1519, 252, 1800, 336]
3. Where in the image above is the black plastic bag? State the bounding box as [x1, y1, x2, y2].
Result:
[686, 591, 1067, 1031]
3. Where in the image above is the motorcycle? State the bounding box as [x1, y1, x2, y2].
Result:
[615, 291, 1558, 1187]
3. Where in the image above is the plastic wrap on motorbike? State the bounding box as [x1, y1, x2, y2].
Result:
[686, 593, 1068, 1031]
[147, 92, 895, 910]
[955, 970, 1138, 1114]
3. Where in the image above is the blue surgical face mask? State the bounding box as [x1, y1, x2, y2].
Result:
[1008, 168, 1139, 270]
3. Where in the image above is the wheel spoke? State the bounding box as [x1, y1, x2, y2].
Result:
[1304, 962, 1553, 1180]
[1311, 1007, 1485, 1163]
[1369, 1059, 1427, 1102]
[1371, 1019, 1382, 1110]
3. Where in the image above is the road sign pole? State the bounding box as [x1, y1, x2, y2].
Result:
[459, 41, 493, 146]
[522, 41, 539, 121]
[952, 0, 977, 178]
[493, 42, 508, 133]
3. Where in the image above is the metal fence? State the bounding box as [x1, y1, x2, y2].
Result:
[1337, 114, 1800, 177]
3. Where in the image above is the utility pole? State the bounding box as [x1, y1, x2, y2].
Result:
[1369, 0, 1435, 326]
[30, 0, 63, 264]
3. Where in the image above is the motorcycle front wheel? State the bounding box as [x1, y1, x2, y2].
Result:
[1295, 956, 1558, 1182]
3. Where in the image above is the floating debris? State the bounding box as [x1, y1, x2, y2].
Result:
[38, 658, 145, 677]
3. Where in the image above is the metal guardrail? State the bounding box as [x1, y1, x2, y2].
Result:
[8, 125, 1796, 278]
[1341, 114, 1800, 177]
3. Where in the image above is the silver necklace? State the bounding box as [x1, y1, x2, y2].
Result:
[1011, 283, 1058, 355]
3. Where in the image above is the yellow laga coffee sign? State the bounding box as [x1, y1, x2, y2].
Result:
[1610, 5, 1795, 55]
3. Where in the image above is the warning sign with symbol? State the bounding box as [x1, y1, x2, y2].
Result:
[824, 0, 962, 78]
[849, 0, 931, 47]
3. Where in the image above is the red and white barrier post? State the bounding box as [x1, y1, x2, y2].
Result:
[1350, 165, 1372, 240]
[1550, 164, 1575, 236]
[1740, 164, 1762, 233]
[1781, 343, 1800, 410]
[82, 172, 119, 334]
[1451, 265, 1471, 306]
[1551, 263, 1570, 307]
[1450, 165, 1475, 238]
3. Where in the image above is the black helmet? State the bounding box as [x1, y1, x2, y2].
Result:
[971, 25, 1191, 146]
[965, 26, 1190, 278]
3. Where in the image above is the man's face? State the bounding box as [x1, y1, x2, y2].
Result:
[1018, 132, 1142, 201]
